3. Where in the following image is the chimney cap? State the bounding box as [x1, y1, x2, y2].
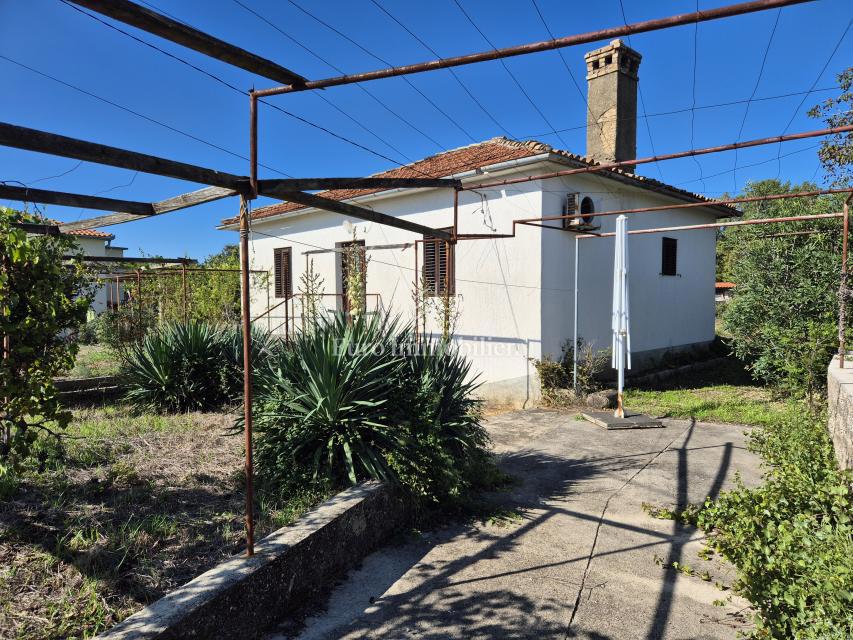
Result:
[584, 39, 641, 80]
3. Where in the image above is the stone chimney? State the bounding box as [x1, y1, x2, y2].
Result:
[584, 39, 642, 167]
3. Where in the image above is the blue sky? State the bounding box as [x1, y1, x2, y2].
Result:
[1, 0, 851, 259]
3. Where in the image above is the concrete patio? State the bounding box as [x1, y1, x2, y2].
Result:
[268, 409, 761, 640]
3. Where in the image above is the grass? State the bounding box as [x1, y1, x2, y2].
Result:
[0, 404, 325, 640]
[623, 356, 802, 427]
[64, 344, 120, 379]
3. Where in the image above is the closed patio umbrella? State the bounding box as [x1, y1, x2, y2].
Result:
[611, 215, 631, 418]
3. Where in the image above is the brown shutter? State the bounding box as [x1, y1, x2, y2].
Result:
[422, 231, 454, 296]
[273, 247, 292, 298]
[661, 237, 677, 276]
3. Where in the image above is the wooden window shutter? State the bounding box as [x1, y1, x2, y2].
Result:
[422, 230, 454, 297]
[661, 237, 677, 276]
[273, 247, 292, 298]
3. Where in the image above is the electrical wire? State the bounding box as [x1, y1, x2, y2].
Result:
[368, 0, 515, 139]
[58, 0, 430, 176]
[231, 0, 431, 160]
[0, 54, 292, 178]
[732, 7, 781, 192]
[529, 0, 606, 146]
[451, 0, 572, 150]
[615, 0, 665, 181]
[774, 16, 852, 181]
[689, 1, 706, 192]
[285, 0, 477, 145]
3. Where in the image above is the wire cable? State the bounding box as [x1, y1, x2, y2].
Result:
[732, 7, 781, 192]
[616, 0, 665, 181]
[231, 0, 434, 159]
[368, 0, 515, 139]
[774, 16, 852, 181]
[285, 0, 477, 145]
[59, 0, 430, 176]
[689, 1, 706, 192]
[0, 53, 292, 178]
[451, 0, 572, 150]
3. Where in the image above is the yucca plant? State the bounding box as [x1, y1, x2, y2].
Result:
[252, 313, 410, 490]
[124, 321, 228, 412]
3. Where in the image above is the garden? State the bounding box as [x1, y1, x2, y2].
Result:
[0, 208, 500, 639]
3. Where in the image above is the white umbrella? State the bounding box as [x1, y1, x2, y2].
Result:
[611, 215, 631, 418]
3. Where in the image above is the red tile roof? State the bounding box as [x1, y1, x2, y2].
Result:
[715, 282, 736, 289]
[222, 137, 737, 225]
[66, 228, 114, 239]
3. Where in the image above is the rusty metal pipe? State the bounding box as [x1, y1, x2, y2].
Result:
[840, 201, 849, 368]
[238, 195, 255, 556]
[518, 188, 853, 225]
[252, 0, 810, 97]
[249, 94, 258, 199]
[579, 212, 843, 238]
[463, 125, 853, 191]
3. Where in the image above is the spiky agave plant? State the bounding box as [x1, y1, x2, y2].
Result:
[123, 321, 230, 412]
[252, 313, 411, 490]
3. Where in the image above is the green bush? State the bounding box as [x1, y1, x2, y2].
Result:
[123, 321, 277, 412]
[251, 313, 492, 508]
[698, 411, 853, 638]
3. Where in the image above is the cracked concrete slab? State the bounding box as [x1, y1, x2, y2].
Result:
[267, 410, 760, 640]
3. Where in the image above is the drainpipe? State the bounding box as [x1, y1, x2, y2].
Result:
[573, 235, 580, 392]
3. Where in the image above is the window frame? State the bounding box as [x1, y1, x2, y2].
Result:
[661, 236, 678, 277]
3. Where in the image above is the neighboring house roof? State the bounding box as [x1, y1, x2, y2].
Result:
[222, 136, 739, 226]
[715, 282, 736, 290]
[66, 228, 115, 240]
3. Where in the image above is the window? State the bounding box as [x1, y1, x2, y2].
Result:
[339, 240, 366, 312]
[273, 247, 292, 298]
[422, 230, 454, 297]
[661, 237, 678, 276]
[580, 197, 595, 224]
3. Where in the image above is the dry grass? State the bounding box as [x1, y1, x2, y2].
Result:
[0, 405, 325, 640]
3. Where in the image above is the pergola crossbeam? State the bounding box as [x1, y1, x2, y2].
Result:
[68, 0, 307, 86]
[52, 187, 237, 232]
[0, 184, 153, 215]
[0, 122, 249, 191]
[257, 186, 453, 240]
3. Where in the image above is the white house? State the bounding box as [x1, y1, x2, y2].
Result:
[219, 40, 735, 406]
[66, 227, 127, 315]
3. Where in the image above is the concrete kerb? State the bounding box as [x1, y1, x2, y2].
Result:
[95, 481, 407, 640]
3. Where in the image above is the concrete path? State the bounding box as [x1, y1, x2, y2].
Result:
[269, 410, 761, 640]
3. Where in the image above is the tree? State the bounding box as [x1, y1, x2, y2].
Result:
[720, 181, 845, 400]
[0, 208, 92, 471]
[809, 67, 852, 186]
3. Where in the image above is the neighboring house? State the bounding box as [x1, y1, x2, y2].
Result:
[219, 40, 736, 405]
[65, 227, 127, 315]
[715, 282, 736, 303]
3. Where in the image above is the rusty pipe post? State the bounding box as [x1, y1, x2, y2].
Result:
[239, 195, 255, 556]
[249, 93, 258, 200]
[135, 269, 142, 334]
[840, 200, 850, 368]
[181, 263, 187, 322]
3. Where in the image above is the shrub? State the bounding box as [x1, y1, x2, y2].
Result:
[698, 411, 853, 638]
[250, 313, 492, 508]
[123, 321, 277, 412]
[1, 207, 92, 471]
[530, 338, 609, 403]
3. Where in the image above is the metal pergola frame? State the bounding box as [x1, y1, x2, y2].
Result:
[2, 0, 846, 557]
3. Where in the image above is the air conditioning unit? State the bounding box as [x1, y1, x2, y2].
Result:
[563, 193, 582, 229]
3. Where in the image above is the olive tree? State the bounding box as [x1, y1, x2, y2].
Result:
[0, 208, 92, 471]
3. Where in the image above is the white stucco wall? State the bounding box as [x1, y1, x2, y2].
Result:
[232, 160, 719, 406]
[73, 236, 125, 315]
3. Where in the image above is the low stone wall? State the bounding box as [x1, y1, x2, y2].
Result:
[55, 375, 124, 404]
[96, 481, 406, 640]
[827, 356, 853, 470]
